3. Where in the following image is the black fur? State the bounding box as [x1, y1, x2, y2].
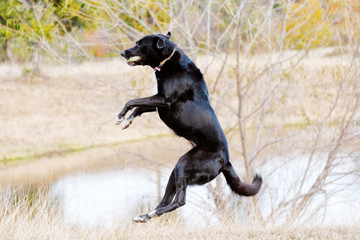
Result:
[116, 32, 262, 222]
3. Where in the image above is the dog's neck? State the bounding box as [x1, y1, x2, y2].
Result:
[154, 48, 177, 72]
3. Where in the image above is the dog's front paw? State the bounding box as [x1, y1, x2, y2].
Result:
[133, 214, 150, 223]
[121, 118, 134, 130]
[114, 116, 125, 126]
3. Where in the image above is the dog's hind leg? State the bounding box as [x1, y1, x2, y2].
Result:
[156, 170, 176, 208]
[134, 181, 187, 223]
[151, 180, 187, 217]
[133, 170, 176, 223]
[133, 161, 188, 223]
[133, 146, 224, 223]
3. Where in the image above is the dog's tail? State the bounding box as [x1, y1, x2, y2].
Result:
[222, 163, 262, 197]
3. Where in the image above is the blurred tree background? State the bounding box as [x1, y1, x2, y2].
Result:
[0, 0, 359, 62]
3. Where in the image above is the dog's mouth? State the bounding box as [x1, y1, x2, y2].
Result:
[126, 56, 142, 66]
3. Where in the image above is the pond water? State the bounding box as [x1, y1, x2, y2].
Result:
[51, 154, 360, 227]
[51, 168, 220, 227]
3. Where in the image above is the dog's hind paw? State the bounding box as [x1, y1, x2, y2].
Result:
[114, 116, 125, 126]
[133, 214, 150, 223]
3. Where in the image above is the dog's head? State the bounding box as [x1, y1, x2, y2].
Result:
[121, 32, 175, 68]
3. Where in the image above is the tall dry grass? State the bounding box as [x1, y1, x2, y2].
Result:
[0, 188, 359, 240]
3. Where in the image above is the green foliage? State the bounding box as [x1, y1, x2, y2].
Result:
[0, 0, 99, 61]
[1, 0, 54, 42]
[52, 0, 99, 33]
[0, 0, 359, 61]
[283, 0, 333, 49]
[121, 0, 170, 34]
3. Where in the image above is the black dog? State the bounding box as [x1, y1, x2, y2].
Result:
[115, 32, 262, 223]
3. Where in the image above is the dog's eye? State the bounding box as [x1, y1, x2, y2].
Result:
[136, 42, 142, 47]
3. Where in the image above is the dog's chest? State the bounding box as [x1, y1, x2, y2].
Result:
[157, 76, 194, 103]
[152, 74, 158, 94]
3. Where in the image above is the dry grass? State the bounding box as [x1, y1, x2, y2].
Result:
[0, 189, 359, 240]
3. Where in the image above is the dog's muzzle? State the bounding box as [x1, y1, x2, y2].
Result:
[121, 51, 142, 66]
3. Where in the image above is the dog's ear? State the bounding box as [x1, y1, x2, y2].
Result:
[156, 37, 166, 49]
[165, 31, 171, 39]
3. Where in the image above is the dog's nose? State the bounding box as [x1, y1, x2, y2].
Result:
[121, 51, 127, 58]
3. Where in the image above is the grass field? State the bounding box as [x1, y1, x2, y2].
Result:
[0, 48, 359, 239]
[0, 189, 359, 240]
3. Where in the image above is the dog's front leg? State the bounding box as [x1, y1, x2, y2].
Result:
[121, 106, 156, 129]
[115, 95, 169, 126]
